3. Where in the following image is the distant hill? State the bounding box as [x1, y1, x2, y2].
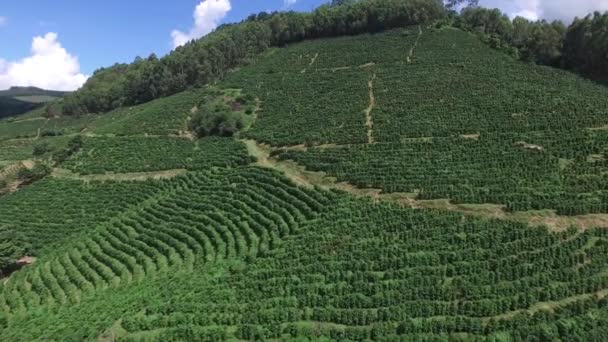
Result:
[0, 86, 70, 119]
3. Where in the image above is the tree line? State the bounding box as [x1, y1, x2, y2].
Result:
[454, 6, 608, 78]
[60, 0, 445, 116]
[58, 0, 608, 116]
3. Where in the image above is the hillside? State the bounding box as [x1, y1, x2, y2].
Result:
[0, 87, 69, 119]
[0, 21, 608, 342]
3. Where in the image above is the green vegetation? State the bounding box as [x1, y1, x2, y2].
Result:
[90, 89, 204, 136]
[279, 132, 608, 215]
[251, 27, 608, 216]
[0, 87, 69, 119]
[59, 0, 445, 116]
[1, 1, 608, 340]
[2, 195, 608, 340]
[188, 88, 257, 138]
[62, 136, 252, 174]
[455, 7, 608, 79]
[0, 178, 169, 253]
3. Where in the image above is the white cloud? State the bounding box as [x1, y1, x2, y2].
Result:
[171, 0, 232, 49]
[0, 16, 7, 26]
[481, 0, 608, 23]
[0, 32, 88, 91]
[513, 8, 539, 21]
[284, 0, 297, 7]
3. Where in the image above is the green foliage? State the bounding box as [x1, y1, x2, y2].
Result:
[17, 164, 51, 184]
[455, 7, 568, 67]
[0, 226, 29, 275]
[263, 28, 608, 216]
[0, 167, 330, 326]
[1, 3, 608, 340]
[0, 87, 69, 119]
[2, 195, 607, 340]
[563, 12, 608, 79]
[32, 142, 51, 156]
[371, 28, 608, 140]
[51, 135, 83, 164]
[188, 89, 255, 138]
[189, 108, 245, 137]
[222, 28, 424, 146]
[59, 0, 446, 116]
[0, 97, 40, 120]
[90, 89, 204, 136]
[62, 136, 252, 174]
[280, 131, 608, 215]
[0, 139, 42, 161]
[0, 178, 169, 252]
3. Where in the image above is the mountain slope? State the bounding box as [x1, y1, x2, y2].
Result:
[0, 24, 607, 342]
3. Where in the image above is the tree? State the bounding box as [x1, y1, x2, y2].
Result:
[0, 225, 30, 276]
[57, 0, 446, 116]
[17, 164, 51, 184]
[563, 12, 608, 78]
[32, 142, 51, 156]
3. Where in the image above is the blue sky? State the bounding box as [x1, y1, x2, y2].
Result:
[1, 0, 608, 90]
[0, 0, 325, 75]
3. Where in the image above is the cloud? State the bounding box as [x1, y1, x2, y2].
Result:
[513, 8, 539, 21]
[0, 16, 7, 26]
[284, 0, 297, 7]
[0, 32, 88, 91]
[171, 0, 232, 48]
[481, 0, 608, 23]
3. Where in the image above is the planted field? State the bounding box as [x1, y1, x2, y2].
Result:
[0, 88, 203, 141]
[62, 136, 253, 174]
[90, 89, 203, 136]
[373, 28, 608, 141]
[0, 178, 167, 252]
[221, 27, 423, 146]
[0, 139, 38, 162]
[280, 130, 608, 215]
[0, 167, 331, 320]
[3, 196, 607, 340]
[2, 18, 608, 342]
[0, 136, 71, 162]
[0, 119, 47, 140]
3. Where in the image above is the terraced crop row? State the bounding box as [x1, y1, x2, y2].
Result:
[0, 136, 70, 163]
[279, 131, 608, 215]
[0, 167, 331, 314]
[373, 28, 608, 141]
[221, 26, 608, 148]
[0, 178, 169, 252]
[90, 89, 204, 136]
[0, 87, 204, 142]
[220, 27, 422, 146]
[115, 197, 608, 341]
[62, 136, 254, 174]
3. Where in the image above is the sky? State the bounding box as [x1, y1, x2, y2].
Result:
[1, 0, 607, 91]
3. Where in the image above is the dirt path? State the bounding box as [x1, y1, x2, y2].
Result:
[407, 25, 423, 64]
[52, 168, 187, 182]
[243, 139, 608, 231]
[301, 53, 319, 73]
[365, 73, 377, 144]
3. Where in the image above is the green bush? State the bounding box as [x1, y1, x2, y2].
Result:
[189, 108, 245, 138]
[32, 142, 51, 156]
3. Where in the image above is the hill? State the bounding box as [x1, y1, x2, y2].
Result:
[1, 4, 608, 342]
[0, 87, 69, 119]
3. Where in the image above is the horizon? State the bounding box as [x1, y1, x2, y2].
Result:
[1, 0, 608, 91]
